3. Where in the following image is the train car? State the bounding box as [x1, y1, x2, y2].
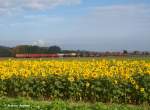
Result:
[63, 53, 77, 57]
[15, 53, 77, 58]
[15, 54, 60, 58]
[16, 54, 29, 58]
[47, 54, 60, 58]
[57, 53, 64, 58]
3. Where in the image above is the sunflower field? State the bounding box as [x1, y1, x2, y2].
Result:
[0, 59, 150, 104]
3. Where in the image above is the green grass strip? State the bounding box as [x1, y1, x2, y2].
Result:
[0, 97, 149, 110]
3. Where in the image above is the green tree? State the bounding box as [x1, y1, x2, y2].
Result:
[48, 46, 61, 53]
[0, 46, 12, 57]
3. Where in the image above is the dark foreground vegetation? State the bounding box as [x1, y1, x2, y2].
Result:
[0, 97, 149, 110]
[1, 75, 149, 105]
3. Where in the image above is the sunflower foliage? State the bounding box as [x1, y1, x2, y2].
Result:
[0, 59, 150, 104]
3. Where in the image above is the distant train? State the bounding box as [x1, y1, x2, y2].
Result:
[15, 53, 77, 58]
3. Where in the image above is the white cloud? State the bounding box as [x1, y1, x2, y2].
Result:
[33, 40, 48, 46]
[0, 0, 81, 15]
[24, 0, 81, 10]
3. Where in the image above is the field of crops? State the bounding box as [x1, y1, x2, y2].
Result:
[0, 58, 150, 104]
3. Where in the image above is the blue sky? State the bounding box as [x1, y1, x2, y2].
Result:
[0, 0, 150, 51]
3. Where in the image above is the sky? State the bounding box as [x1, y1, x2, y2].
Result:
[0, 0, 150, 51]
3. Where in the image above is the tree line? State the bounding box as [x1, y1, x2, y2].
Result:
[0, 45, 61, 57]
[0, 45, 150, 57]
